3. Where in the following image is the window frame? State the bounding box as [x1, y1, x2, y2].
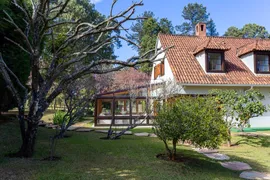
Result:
[205, 50, 226, 73]
[254, 51, 270, 74]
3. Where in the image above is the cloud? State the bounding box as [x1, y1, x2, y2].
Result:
[90, 0, 103, 4]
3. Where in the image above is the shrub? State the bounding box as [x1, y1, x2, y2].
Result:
[153, 96, 228, 160]
[53, 111, 66, 125]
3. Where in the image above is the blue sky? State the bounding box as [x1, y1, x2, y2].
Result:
[93, 0, 270, 60]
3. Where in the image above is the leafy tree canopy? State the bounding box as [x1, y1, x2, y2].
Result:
[176, 3, 219, 36]
[0, 0, 31, 111]
[128, 11, 174, 73]
[224, 23, 269, 38]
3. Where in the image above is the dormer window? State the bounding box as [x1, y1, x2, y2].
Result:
[206, 50, 225, 72]
[255, 52, 270, 73]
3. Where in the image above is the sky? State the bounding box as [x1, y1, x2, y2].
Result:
[92, 0, 270, 60]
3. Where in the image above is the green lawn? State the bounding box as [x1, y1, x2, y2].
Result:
[0, 118, 269, 180]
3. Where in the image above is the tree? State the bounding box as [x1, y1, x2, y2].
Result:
[0, 0, 30, 112]
[224, 26, 243, 37]
[176, 3, 218, 36]
[207, 18, 219, 36]
[235, 89, 268, 131]
[153, 96, 228, 160]
[0, 0, 171, 157]
[210, 89, 239, 146]
[49, 76, 94, 160]
[242, 24, 269, 38]
[224, 24, 269, 38]
[128, 11, 174, 73]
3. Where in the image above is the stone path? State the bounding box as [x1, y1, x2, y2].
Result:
[240, 171, 270, 180]
[191, 147, 270, 179]
[220, 161, 252, 171]
[94, 130, 132, 135]
[149, 133, 157, 137]
[76, 128, 93, 132]
[134, 132, 149, 137]
[192, 148, 218, 154]
[204, 153, 230, 161]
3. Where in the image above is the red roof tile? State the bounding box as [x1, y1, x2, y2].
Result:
[193, 38, 230, 55]
[237, 39, 270, 56]
[158, 34, 270, 85]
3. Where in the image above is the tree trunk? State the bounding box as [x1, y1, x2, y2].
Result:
[227, 129, 232, 147]
[163, 140, 172, 160]
[172, 139, 177, 161]
[17, 121, 39, 157]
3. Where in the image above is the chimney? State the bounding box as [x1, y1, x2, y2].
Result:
[195, 22, 206, 37]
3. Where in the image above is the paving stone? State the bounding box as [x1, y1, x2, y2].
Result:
[46, 124, 58, 129]
[67, 126, 80, 131]
[75, 128, 93, 132]
[134, 132, 149, 137]
[240, 171, 270, 180]
[149, 133, 157, 137]
[95, 130, 109, 133]
[220, 161, 252, 171]
[114, 131, 133, 135]
[192, 148, 218, 154]
[204, 153, 230, 160]
[238, 133, 259, 137]
[38, 122, 47, 127]
[95, 130, 132, 135]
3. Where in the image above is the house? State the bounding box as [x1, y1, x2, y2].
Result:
[151, 22, 270, 128]
[94, 69, 152, 126]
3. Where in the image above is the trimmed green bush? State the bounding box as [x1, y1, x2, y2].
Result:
[153, 96, 228, 160]
[53, 111, 66, 125]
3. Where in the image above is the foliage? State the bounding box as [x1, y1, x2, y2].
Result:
[224, 24, 269, 38]
[53, 111, 66, 125]
[176, 3, 218, 36]
[211, 89, 268, 133]
[235, 89, 267, 131]
[224, 26, 243, 37]
[210, 89, 239, 146]
[153, 96, 228, 160]
[0, 0, 30, 111]
[128, 11, 174, 73]
[207, 18, 219, 36]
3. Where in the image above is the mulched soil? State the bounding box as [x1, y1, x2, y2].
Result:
[156, 153, 192, 163]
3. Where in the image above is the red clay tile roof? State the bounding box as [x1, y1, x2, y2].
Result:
[158, 34, 270, 85]
[237, 39, 270, 57]
[193, 38, 230, 55]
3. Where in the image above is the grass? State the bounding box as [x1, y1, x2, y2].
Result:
[0, 118, 269, 180]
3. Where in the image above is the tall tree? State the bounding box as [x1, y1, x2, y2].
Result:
[128, 11, 174, 73]
[176, 3, 218, 36]
[224, 26, 243, 37]
[224, 24, 269, 38]
[0, 0, 30, 112]
[207, 18, 219, 36]
[0, 0, 170, 157]
[242, 24, 269, 38]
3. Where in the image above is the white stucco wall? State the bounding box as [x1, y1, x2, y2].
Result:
[241, 52, 255, 74]
[151, 39, 174, 84]
[249, 87, 270, 127]
[195, 51, 206, 73]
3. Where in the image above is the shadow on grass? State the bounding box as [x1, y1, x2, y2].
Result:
[235, 135, 270, 147]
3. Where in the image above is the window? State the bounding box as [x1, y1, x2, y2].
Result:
[255, 53, 270, 73]
[206, 51, 225, 72]
[154, 61, 165, 79]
